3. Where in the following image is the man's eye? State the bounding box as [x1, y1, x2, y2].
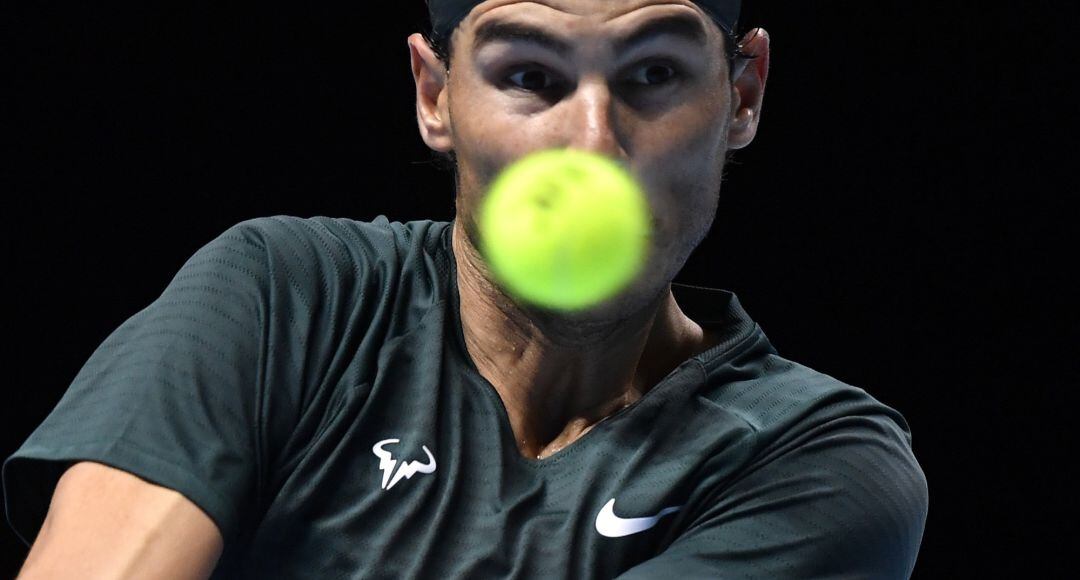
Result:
[505, 68, 560, 92]
[625, 62, 680, 87]
[503, 61, 681, 94]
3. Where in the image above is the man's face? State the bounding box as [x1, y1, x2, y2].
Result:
[414, 0, 761, 315]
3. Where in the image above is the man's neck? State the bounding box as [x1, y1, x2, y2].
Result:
[452, 220, 710, 460]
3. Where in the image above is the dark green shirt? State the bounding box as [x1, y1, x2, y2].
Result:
[4, 216, 928, 578]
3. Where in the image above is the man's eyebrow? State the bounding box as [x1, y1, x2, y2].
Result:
[614, 13, 709, 54]
[471, 13, 709, 57]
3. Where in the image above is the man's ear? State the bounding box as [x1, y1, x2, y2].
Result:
[727, 28, 770, 151]
[408, 33, 454, 153]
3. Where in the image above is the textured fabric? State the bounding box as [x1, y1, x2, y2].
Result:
[427, 0, 742, 40]
[3, 215, 928, 578]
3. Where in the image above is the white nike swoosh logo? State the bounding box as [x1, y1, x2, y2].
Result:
[595, 498, 682, 538]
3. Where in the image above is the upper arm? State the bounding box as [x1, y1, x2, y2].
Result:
[617, 412, 929, 579]
[3, 220, 273, 552]
[17, 461, 223, 579]
[4, 216, 387, 571]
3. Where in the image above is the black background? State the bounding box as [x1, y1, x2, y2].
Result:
[3, 2, 1076, 578]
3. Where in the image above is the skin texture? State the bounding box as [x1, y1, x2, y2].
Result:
[17, 461, 223, 579]
[409, 0, 770, 459]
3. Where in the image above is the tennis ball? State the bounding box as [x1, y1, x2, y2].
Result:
[477, 148, 652, 312]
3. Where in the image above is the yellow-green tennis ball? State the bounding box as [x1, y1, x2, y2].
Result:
[478, 148, 652, 312]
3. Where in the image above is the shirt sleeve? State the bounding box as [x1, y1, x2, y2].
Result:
[2, 219, 273, 547]
[615, 410, 929, 580]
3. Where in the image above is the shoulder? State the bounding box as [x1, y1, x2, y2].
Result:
[685, 352, 928, 577]
[228, 215, 449, 273]
[226, 215, 396, 261]
[704, 347, 916, 454]
[209, 215, 402, 299]
[698, 345, 927, 526]
[210, 214, 455, 342]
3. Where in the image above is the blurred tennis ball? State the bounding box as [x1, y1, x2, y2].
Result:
[477, 148, 652, 312]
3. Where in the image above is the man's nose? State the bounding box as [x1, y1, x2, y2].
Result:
[563, 80, 625, 160]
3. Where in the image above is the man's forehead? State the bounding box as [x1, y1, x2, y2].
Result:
[468, 0, 701, 20]
[427, 0, 741, 40]
[468, 7, 716, 62]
